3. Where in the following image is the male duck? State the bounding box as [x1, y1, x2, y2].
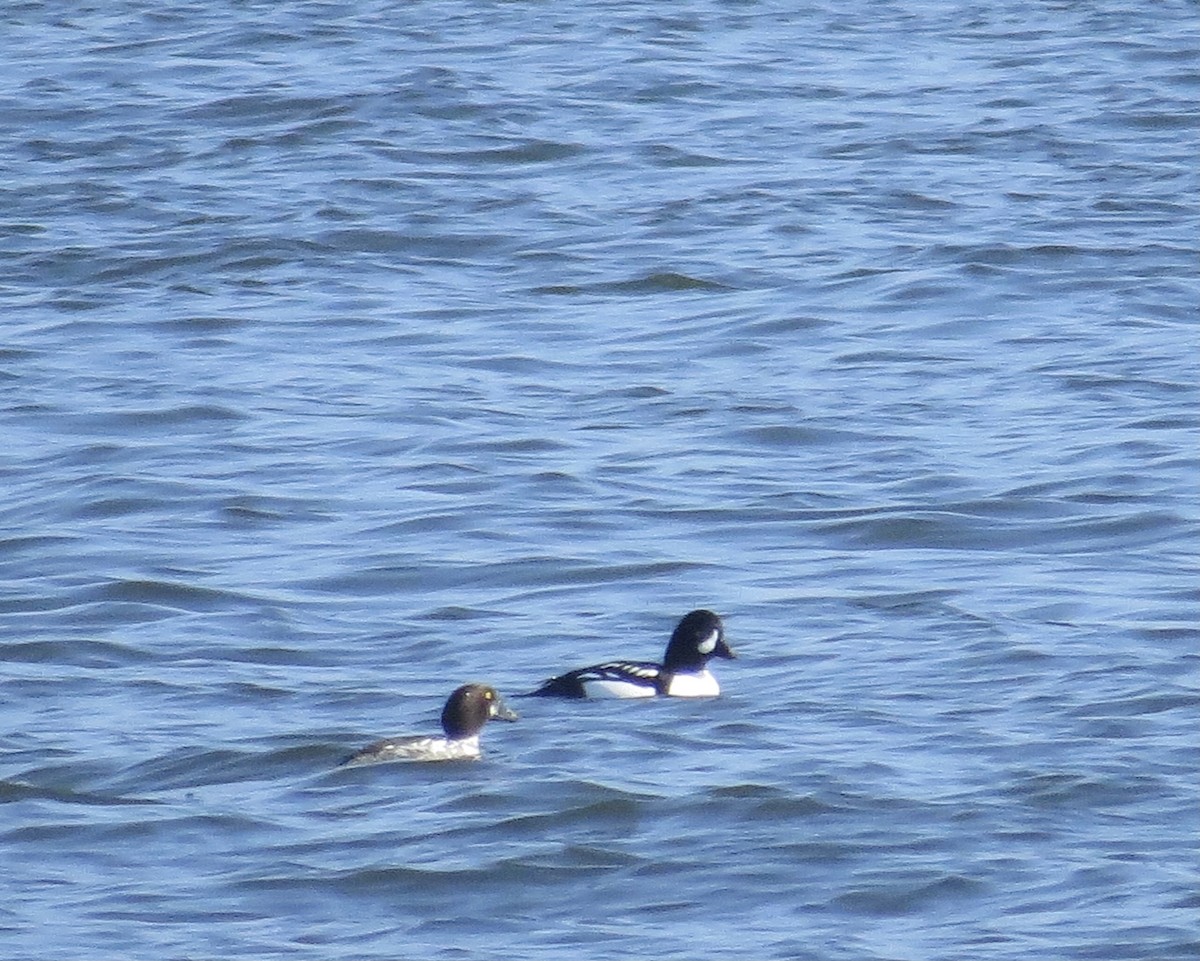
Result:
[527, 609, 736, 699]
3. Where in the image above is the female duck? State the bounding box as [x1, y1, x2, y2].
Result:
[343, 683, 518, 764]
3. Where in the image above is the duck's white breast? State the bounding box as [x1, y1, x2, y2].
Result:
[664, 670, 720, 698]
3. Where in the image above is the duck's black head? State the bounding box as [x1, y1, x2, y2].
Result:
[662, 609, 736, 672]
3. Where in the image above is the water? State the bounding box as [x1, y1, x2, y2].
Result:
[2, 1, 1198, 957]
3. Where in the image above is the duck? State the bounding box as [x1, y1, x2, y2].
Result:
[526, 609, 736, 699]
[342, 683, 518, 764]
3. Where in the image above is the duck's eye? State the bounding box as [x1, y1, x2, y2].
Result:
[484, 690, 493, 700]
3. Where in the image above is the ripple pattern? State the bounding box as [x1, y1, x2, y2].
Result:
[2, 1, 1198, 959]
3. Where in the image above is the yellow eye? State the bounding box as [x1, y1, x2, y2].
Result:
[484, 690, 493, 699]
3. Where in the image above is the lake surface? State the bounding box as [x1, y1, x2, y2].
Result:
[2, 1, 1198, 958]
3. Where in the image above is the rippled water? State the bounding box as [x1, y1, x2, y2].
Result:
[3, 1, 1198, 958]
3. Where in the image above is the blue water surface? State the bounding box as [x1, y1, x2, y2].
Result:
[2, 1, 1198, 958]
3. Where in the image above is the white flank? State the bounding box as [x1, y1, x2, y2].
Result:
[582, 678, 657, 699]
